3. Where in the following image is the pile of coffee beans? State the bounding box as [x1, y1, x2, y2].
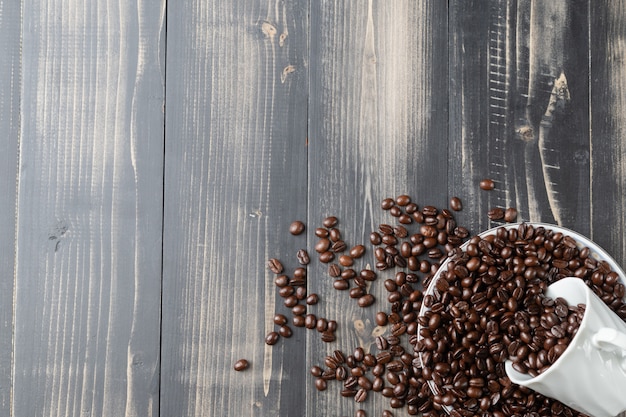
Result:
[416, 223, 626, 416]
[248, 189, 624, 417]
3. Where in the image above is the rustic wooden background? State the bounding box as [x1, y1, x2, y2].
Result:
[2, 0, 626, 416]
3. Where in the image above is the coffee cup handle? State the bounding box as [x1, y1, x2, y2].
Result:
[592, 328, 626, 372]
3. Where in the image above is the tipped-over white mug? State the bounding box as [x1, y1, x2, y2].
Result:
[506, 277, 626, 417]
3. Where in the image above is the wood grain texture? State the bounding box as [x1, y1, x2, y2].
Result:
[307, 1, 448, 415]
[0, 0, 21, 412]
[15, 0, 166, 415]
[591, 1, 626, 270]
[161, 1, 309, 416]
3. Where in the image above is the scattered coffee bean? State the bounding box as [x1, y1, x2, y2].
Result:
[233, 359, 249, 371]
[306, 293, 319, 305]
[323, 216, 338, 228]
[479, 178, 495, 190]
[278, 325, 292, 338]
[350, 244, 366, 258]
[450, 196, 462, 211]
[273, 314, 288, 326]
[289, 220, 305, 235]
[355, 410, 367, 417]
[265, 331, 279, 345]
[339, 255, 354, 267]
[315, 238, 331, 253]
[358, 294, 375, 307]
[315, 378, 327, 391]
[328, 263, 341, 277]
[267, 258, 283, 274]
[504, 207, 518, 222]
[297, 249, 310, 265]
[396, 195, 411, 206]
[487, 207, 505, 220]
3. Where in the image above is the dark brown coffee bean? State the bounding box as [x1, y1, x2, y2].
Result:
[292, 315, 305, 327]
[306, 293, 319, 305]
[339, 255, 354, 267]
[375, 311, 388, 326]
[310, 365, 323, 377]
[315, 378, 327, 391]
[233, 359, 249, 371]
[480, 178, 495, 190]
[358, 294, 375, 307]
[267, 258, 283, 274]
[381, 198, 395, 210]
[265, 331, 279, 345]
[328, 263, 341, 277]
[333, 279, 350, 290]
[332, 240, 347, 253]
[350, 244, 366, 258]
[321, 331, 336, 342]
[450, 196, 462, 211]
[315, 227, 328, 238]
[278, 325, 292, 338]
[355, 409, 367, 417]
[315, 238, 331, 253]
[319, 251, 335, 263]
[354, 388, 368, 403]
[297, 249, 310, 265]
[504, 207, 518, 222]
[360, 269, 377, 281]
[390, 206, 402, 217]
[274, 274, 289, 287]
[382, 411, 393, 417]
[323, 216, 338, 228]
[396, 194, 411, 206]
[289, 220, 305, 235]
[304, 314, 317, 329]
[487, 207, 505, 220]
[292, 304, 306, 316]
[273, 313, 288, 326]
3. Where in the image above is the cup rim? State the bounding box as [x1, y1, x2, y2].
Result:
[416, 222, 626, 414]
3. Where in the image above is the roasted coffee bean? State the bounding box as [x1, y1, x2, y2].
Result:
[360, 269, 377, 281]
[323, 216, 338, 228]
[319, 251, 335, 263]
[504, 207, 518, 222]
[289, 220, 305, 235]
[315, 227, 328, 238]
[292, 315, 305, 327]
[355, 410, 367, 417]
[487, 207, 505, 220]
[390, 206, 402, 217]
[328, 263, 341, 277]
[375, 311, 388, 326]
[381, 198, 395, 210]
[321, 331, 336, 343]
[382, 410, 393, 417]
[370, 232, 382, 245]
[306, 293, 319, 305]
[292, 304, 306, 316]
[339, 255, 354, 267]
[354, 388, 368, 403]
[233, 359, 249, 371]
[315, 378, 327, 391]
[450, 196, 462, 211]
[396, 194, 411, 206]
[297, 249, 310, 265]
[273, 313, 288, 326]
[350, 244, 366, 258]
[278, 325, 292, 338]
[267, 258, 283, 274]
[332, 240, 347, 253]
[304, 314, 317, 329]
[310, 365, 323, 377]
[274, 275, 289, 287]
[265, 331, 279, 345]
[480, 178, 495, 190]
[358, 294, 375, 307]
[333, 279, 350, 290]
[315, 238, 331, 253]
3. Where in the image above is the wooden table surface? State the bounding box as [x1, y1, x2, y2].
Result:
[2, 0, 626, 416]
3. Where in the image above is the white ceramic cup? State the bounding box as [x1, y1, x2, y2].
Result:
[505, 277, 626, 417]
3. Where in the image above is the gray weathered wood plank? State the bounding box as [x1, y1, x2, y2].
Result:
[0, 0, 21, 412]
[590, 1, 626, 270]
[160, 1, 309, 416]
[14, 0, 166, 415]
[307, 1, 448, 415]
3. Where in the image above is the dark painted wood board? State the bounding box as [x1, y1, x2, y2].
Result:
[4, 0, 626, 416]
[13, 0, 165, 415]
[161, 1, 309, 416]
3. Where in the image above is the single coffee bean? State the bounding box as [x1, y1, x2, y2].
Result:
[327, 320, 338, 332]
[381, 198, 395, 210]
[310, 365, 323, 377]
[375, 311, 388, 326]
[315, 227, 328, 238]
[274, 275, 289, 288]
[480, 178, 495, 190]
[328, 263, 341, 277]
[321, 331, 336, 343]
[316, 318, 328, 332]
[329, 228, 341, 242]
[358, 294, 375, 307]
[273, 313, 288, 326]
[297, 249, 310, 265]
[265, 331, 279, 345]
[315, 238, 331, 253]
[487, 207, 505, 220]
[450, 196, 462, 211]
[370, 232, 382, 245]
[315, 378, 327, 391]
[333, 279, 350, 290]
[332, 240, 347, 253]
[356, 409, 367, 417]
[304, 314, 317, 329]
[278, 325, 292, 338]
[267, 258, 283, 274]
[396, 195, 411, 206]
[319, 251, 335, 263]
[292, 315, 305, 327]
[504, 207, 518, 222]
[360, 269, 377, 281]
[350, 244, 366, 258]
[382, 411, 393, 417]
[233, 359, 249, 371]
[322, 216, 338, 228]
[306, 293, 319, 305]
[289, 220, 305, 235]
[339, 255, 354, 267]
[354, 388, 368, 403]
[292, 304, 306, 316]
